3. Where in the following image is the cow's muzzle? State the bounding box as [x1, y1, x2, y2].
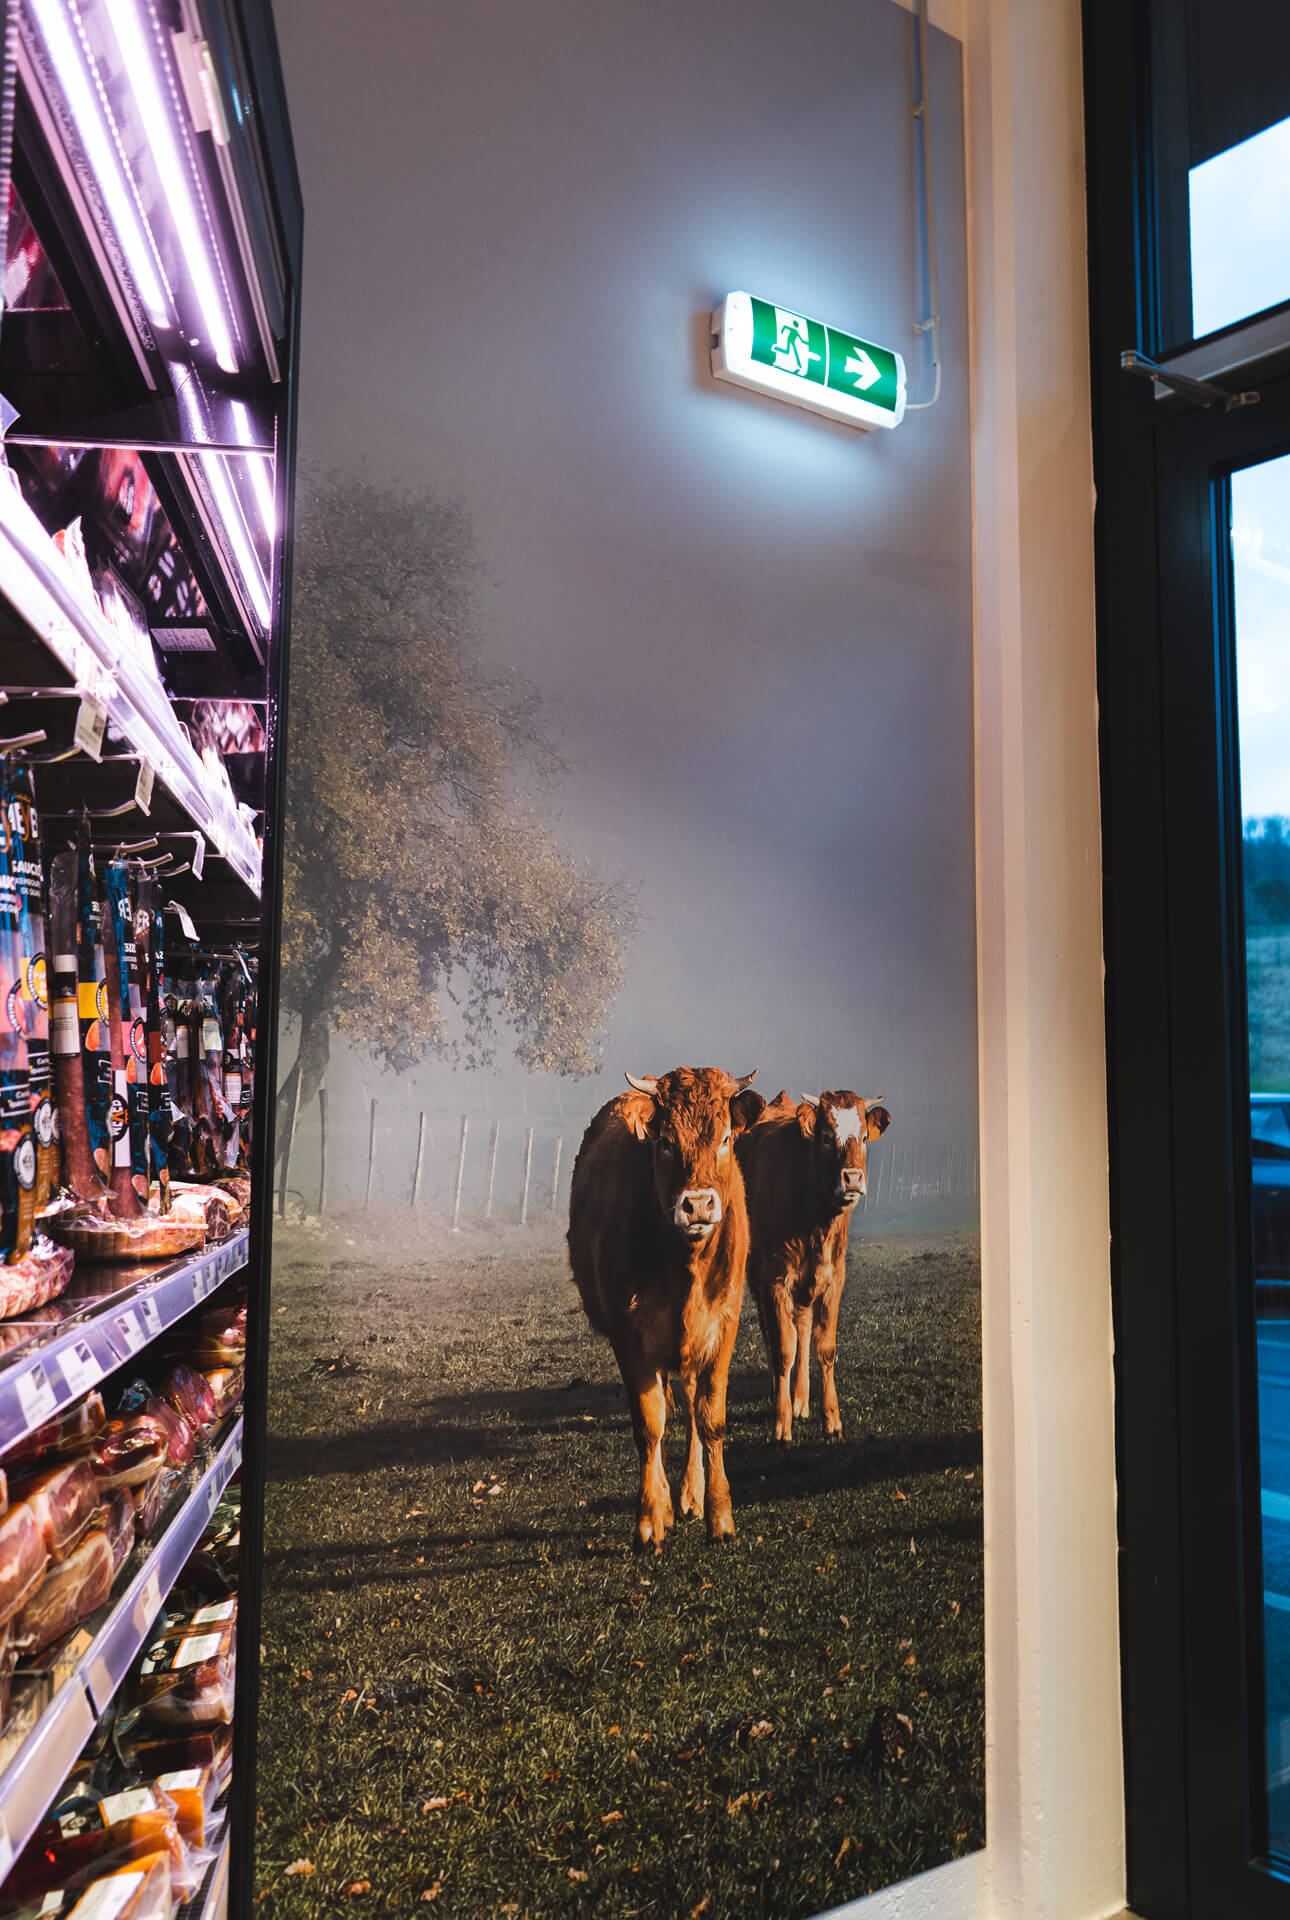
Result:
[674, 1188, 722, 1238]
[838, 1167, 866, 1207]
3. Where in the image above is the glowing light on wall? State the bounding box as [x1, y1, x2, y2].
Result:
[711, 291, 907, 432]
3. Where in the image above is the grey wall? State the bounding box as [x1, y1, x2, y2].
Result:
[273, 0, 976, 1155]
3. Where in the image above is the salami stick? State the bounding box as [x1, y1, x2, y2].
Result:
[48, 851, 107, 1203]
[99, 876, 144, 1220]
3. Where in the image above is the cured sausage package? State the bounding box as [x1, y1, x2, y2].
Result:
[48, 849, 106, 1204]
[4, 763, 56, 1209]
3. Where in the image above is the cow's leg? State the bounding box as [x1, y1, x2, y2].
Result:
[678, 1370, 705, 1519]
[791, 1302, 813, 1421]
[696, 1310, 741, 1541]
[765, 1285, 798, 1444]
[617, 1352, 673, 1549]
[814, 1269, 846, 1439]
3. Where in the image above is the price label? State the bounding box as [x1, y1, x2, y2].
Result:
[113, 1310, 145, 1357]
[228, 1432, 242, 1475]
[139, 1295, 162, 1339]
[168, 901, 198, 943]
[59, 1339, 98, 1399]
[133, 1568, 161, 1634]
[16, 1360, 57, 1429]
[191, 1269, 206, 1307]
[73, 693, 106, 761]
[134, 759, 154, 815]
[191, 834, 206, 882]
[207, 1475, 222, 1518]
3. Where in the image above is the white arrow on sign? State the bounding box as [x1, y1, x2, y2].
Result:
[843, 347, 881, 391]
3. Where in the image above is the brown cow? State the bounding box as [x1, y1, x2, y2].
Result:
[738, 1088, 892, 1444]
[568, 1067, 764, 1548]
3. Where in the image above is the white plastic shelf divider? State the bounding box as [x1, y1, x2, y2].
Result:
[0, 1417, 243, 1878]
[0, 469, 262, 896]
[0, 1230, 249, 1459]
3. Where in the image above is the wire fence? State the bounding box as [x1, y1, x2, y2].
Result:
[278, 1095, 980, 1231]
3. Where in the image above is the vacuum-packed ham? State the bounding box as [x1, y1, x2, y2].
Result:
[130, 1465, 183, 1537]
[13, 1455, 100, 1561]
[160, 1366, 216, 1434]
[130, 1618, 235, 1726]
[104, 1486, 134, 1575]
[198, 1367, 242, 1419]
[91, 1414, 169, 1489]
[0, 1501, 47, 1626]
[113, 1721, 231, 1786]
[11, 1519, 112, 1654]
[10, 1389, 105, 1465]
[0, 1235, 73, 1320]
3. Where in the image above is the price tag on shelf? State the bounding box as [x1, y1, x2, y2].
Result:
[133, 1568, 162, 1635]
[134, 758, 154, 815]
[190, 1264, 209, 1307]
[207, 1473, 222, 1518]
[60, 1339, 98, 1399]
[168, 900, 198, 943]
[113, 1310, 145, 1357]
[73, 693, 106, 762]
[191, 833, 206, 881]
[228, 1431, 242, 1475]
[139, 1295, 162, 1339]
[16, 1359, 57, 1429]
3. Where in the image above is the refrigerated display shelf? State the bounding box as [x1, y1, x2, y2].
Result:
[0, 1230, 249, 1458]
[0, 1417, 242, 1879]
[179, 1818, 230, 1920]
[0, 470, 262, 895]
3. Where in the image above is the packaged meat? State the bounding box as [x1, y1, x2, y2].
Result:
[128, 1617, 235, 1726]
[91, 1414, 169, 1489]
[200, 1296, 245, 1350]
[162, 1185, 230, 1238]
[143, 1399, 195, 1468]
[130, 1465, 183, 1537]
[152, 1593, 236, 1639]
[63, 1852, 176, 1920]
[113, 1721, 231, 1787]
[98, 874, 144, 1221]
[153, 1768, 213, 1849]
[43, 1210, 204, 1262]
[0, 1619, 15, 1724]
[0, 1811, 186, 1913]
[74, 821, 112, 1184]
[11, 1520, 112, 1654]
[0, 1500, 47, 1626]
[134, 879, 170, 1214]
[197, 1366, 241, 1419]
[48, 849, 107, 1203]
[0, 1233, 73, 1320]
[104, 1486, 134, 1575]
[5, 764, 56, 1209]
[160, 1366, 216, 1434]
[13, 1455, 101, 1560]
[9, 1389, 106, 1465]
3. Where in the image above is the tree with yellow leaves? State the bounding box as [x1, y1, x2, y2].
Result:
[276, 470, 637, 1156]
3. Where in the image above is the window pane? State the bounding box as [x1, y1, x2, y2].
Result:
[1190, 114, 1290, 339]
[1236, 452, 1290, 1854]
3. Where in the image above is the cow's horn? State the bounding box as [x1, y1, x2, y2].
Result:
[865, 1095, 888, 1109]
[799, 1093, 819, 1108]
[733, 1070, 758, 1091]
[625, 1072, 658, 1094]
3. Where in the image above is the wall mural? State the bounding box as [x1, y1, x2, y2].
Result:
[259, 1, 982, 1913]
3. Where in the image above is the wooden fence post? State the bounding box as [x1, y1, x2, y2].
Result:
[484, 1120, 500, 1221]
[549, 1135, 564, 1216]
[451, 1115, 469, 1231]
[364, 1097, 378, 1207]
[317, 1086, 328, 1216]
[278, 1065, 303, 1219]
[411, 1111, 427, 1209]
[519, 1126, 534, 1225]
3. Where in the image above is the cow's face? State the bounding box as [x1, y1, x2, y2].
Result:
[623, 1067, 764, 1243]
[796, 1090, 891, 1212]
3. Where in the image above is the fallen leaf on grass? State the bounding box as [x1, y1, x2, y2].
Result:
[600, 1811, 623, 1824]
[691, 1898, 711, 1917]
[472, 1480, 486, 1492]
[607, 1724, 621, 1736]
[568, 1868, 588, 1882]
[420, 1884, 441, 1902]
[423, 1797, 450, 1812]
[894, 1489, 907, 1502]
[839, 1615, 850, 1628]
[835, 1837, 853, 1866]
[487, 1485, 503, 1496]
[284, 1860, 314, 1877]
[343, 1881, 370, 1898]
[748, 1719, 774, 1739]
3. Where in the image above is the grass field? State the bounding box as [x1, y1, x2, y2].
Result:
[254, 1215, 984, 1918]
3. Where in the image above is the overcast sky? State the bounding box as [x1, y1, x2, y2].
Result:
[272, 0, 978, 1152]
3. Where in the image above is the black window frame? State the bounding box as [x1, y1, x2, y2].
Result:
[1086, 1, 1290, 1913]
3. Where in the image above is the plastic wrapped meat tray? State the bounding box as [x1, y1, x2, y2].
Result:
[128, 1617, 235, 1727]
[159, 1367, 216, 1435]
[0, 1501, 47, 1626]
[0, 1236, 74, 1320]
[6, 1852, 177, 1919]
[10, 1521, 113, 1655]
[41, 1209, 204, 1263]
[0, 1810, 187, 1913]
[90, 1415, 170, 1490]
[9, 1391, 105, 1465]
[14, 1455, 101, 1561]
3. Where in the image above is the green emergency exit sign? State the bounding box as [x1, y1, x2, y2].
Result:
[710, 292, 906, 431]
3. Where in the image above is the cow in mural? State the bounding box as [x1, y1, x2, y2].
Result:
[738, 1088, 892, 1445]
[568, 1066, 764, 1548]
